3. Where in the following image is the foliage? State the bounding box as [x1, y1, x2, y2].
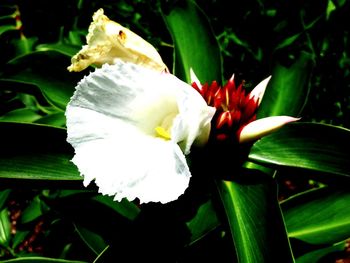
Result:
[0, 0, 349, 262]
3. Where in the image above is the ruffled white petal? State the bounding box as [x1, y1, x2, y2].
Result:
[66, 60, 214, 203]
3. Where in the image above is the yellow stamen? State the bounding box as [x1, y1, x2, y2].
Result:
[155, 126, 171, 140]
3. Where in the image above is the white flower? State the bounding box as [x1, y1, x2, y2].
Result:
[65, 60, 215, 203]
[67, 8, 167, 72]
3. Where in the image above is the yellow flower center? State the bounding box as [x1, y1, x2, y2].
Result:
[155, 112, 177, 140]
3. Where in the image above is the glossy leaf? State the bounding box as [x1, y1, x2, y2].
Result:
[74, 224, 108, 255]
[34, 112, 66, 127]
[249, 122, 350, 179]
[92, 195, 140, 221]
[0, 51, 85, 110]
[257, 51, 314, 118]
[216, 170, 294, 263]
[0, 189, 11, 210]
[20, 195, 43, 224]
[0, 208, 11, 246]
[161, 0, 222, 84]
[282, 187, 350, 245]
[36, 43, 80, 57]
[186, 199, 220, 245]
[0, 108, 42, 123]
[0, 122, 81, 184]
[295, 240, 347, 263]
[0, 25, 17, 36]
[1, 257, 88, 263]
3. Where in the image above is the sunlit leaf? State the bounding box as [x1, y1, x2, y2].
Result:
[257, 51, 314, 118]
[0, 108, 42, 123]
[0, 51, 85, 110]
[1, 257, 88, 263]
[36, 43, 80, 57]
[216, 170, 294, 263]
[0, 25, 17, 36]
[282, 187, 350, 245]
[295, 240, 347, 263]
[34, 112, 66, 127]
[249, 122, 350, 179]
[0, 189, 11, 210]
[161, 0, 222, 84]
[0, 208, 11, 247]
[20, 195, 44, 224]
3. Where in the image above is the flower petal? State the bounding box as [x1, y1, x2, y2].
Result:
[66, 60, 213, 203]
[67, 8, 167, 72]
[239, 116, 300, 143]
[249, 75, 271, 104]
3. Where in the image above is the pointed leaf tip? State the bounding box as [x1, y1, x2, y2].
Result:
[190, 68, 202, 87]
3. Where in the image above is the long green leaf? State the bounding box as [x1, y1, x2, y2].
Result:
[257, 51, 314, 118]
[282, 187, 350, 245]
[295, 240, 347, 263]
[0, 51, 85, 110]
[161, 0, 222, 84]
[249, 122, 350, 179]
[216, 170, 294, 263]
[1, 257, 87, 263]
[0, 208, 11, 246]
[0, 122, 81, 184]
[0, 189, 11, 210]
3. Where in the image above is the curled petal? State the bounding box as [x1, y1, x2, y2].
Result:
[67, 8, 167, 72]
[66, 60, 213, 203]
[239, 116, 300, 143]
[249, 75, 271, 104]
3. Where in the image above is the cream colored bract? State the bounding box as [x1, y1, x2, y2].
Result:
[68, 9, 167, 72]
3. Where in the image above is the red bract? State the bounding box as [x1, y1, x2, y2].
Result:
[192, 76, 260, 142]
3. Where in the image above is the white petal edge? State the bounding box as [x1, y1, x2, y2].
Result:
[239, 116, 300, 143]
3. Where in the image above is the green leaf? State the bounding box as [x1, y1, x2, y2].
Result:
[0, 189, 11, 210]
[257, 51, 314, 118]
[34, 112, 66, 127]
[0, 25, 17, 36]
[161, 0, 222, 84]
[216, 170, 294, 263]
[249, 122, 350, 179]
[36, 43, 80, 57]
[0, 108, 42, 123]
[282, 187, 350, 245]
[0, 51, 85, 110]
[295, 240, 347, 263]
[12, 230, 30, 249]
[20, 195, 43, 224]
[0, 122, 81, 184]
[186, 199, 220, 245]
[0, 208, 11, 246]
[74, 224, 108, 255]
[92, 195, 140, 221]
[1, 257, 88, 263]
